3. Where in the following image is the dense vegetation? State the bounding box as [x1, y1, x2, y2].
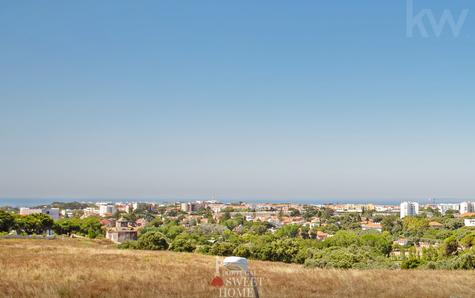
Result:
[117, 208, 475, 270]
[2, 207, 475, 269]
[53, 217, 103, 238]
[0, 210, 102, 238]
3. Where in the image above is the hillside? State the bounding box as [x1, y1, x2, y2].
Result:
[0, 238, 474, 298]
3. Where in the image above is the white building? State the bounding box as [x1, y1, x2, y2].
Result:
[43, 208, 60, 220]
[400, 202, 419, 218]
[180, 202, 204, 213]
[437, 203, 460, 215]
[19, 207, 60, 220]
[19, 207, 42, 216]
[98, 204, 116, 217]
[61, 209, 74, 218]
[464, 219, 475, 227]
[375, 205, 389, 212]
[83, 207, 99, 217]
[460, 201, 475, 215]
[180, 203, 189, 212]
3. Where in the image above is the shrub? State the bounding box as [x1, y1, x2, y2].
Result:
[209, 242, 236, 256]
[118, 241, 139, 249]
[305, 245, 379, 269]
[15, 213, 54, 234]
[137, 231, 169, 250]
[195, 244, 211, 254]
[0, 211, 15, 232]
[53, 217, 103, 238]
[171, 237, 196, 252]
[324, 231, 360, 248]
[442, 236, 459, 256]
[233, 243, 252, 258]
[401, 258, 423, 269]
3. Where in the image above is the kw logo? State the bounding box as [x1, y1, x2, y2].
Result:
[406, 0, 470, 38]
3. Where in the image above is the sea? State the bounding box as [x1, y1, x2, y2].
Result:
[0, 197, 463, 207]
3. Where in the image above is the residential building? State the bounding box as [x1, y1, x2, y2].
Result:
[43, 208, 60, 220]
[400, 201, 419, 218]
[83, 207, 99, 217]
[437, 203, 460, 215]
[19, 207, 60, 220]
[460, 201, 475, 215]
[19, 208, 42, 216]
[180, 202, 203, 213]
[98, 204, 116, 217]
[60, 209, 74, 218]
[180, 203, 189, 212]
[464, 219, 475, 227]
[115, 203, 132, 213]
[309, 218, 321, 228]
[106, 218, 138, 243]
[361, 222, 382, 232]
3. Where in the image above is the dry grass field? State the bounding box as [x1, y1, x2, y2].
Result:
[0, 238, 474, 298]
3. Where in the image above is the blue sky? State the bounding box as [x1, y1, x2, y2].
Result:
[1, 1, 474, 201]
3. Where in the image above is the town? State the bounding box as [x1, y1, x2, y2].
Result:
[1, 199, 475, 270]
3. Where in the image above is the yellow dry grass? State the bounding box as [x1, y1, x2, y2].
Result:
[0, 238, 474, 298]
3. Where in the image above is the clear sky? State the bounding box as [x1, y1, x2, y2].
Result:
[1, 1, 474, 202]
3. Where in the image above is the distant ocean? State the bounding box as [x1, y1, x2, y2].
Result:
[0, 197, 459, 207]
[0, 198, 160, 207]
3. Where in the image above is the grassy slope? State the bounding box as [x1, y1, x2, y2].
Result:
[0, 238, 474, 298]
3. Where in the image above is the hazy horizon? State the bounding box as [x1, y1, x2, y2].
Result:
[1, 1, 474, 200]
[0, 196, 469, 208]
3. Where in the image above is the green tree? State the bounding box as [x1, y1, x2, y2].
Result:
[305, 245, 380, 269]
[171, 236, 196, 252]
[53, 218, 80, 235]
[0, 210, 15, 232]
[318, 208, 334, 221]
[258, 238, 301, 263]
[53, 217, 102, 238]
[79, 217, 103, 238]
[302, 206, 318, 221]
[15, 213, 54, 234]
[245, 221, 272, 235]
[460, 232, 475, 248]
[381, 215, 403, 235]
[289, 208, 301, 217]
[233, 243, 252, 258]
[137, 231, 169, 250]
[403, 217, 429, 238]
[300, 225, 310, 239]
[275, 224, 300, 238]
[401, 257, 422, 269]
[158, 222, 185, 240]
[220, 211, 231, 222]
[360, 232, 392, 256]
[442, 236, 459, 256]
[324, 230, 360, 247]
[421, 247, 440, 262]
[209, 241, 237, 256]
[444, 218, 464, 230]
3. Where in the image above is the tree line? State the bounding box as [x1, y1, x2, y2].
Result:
[115, 210, 475, 270]
[0, 210, 102, 238]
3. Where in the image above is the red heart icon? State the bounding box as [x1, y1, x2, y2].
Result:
[210, 276, 224, 287]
